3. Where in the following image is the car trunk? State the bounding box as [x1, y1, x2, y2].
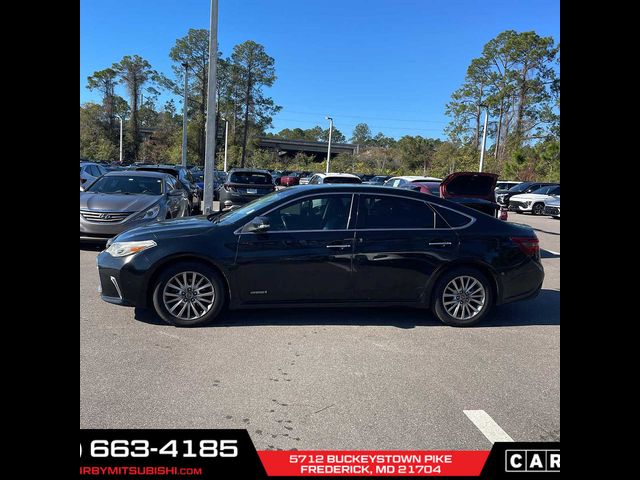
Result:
[440, 172, 500, 217]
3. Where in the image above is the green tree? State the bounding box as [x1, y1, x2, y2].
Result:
[445, 30, 559, 172]
[112, 55, 157, 160]
[86, 68, 118, 138]
[320, 126, 345, 143]
[230, 41, 281, 166]
[394, 136, 441, 175]
[80, 103, 119, 161]
[158, 29, 231, 163]
[351, 123, 372, 144]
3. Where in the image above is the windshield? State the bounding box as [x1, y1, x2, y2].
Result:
[85, 175, 164, 195]
[508, 183, 532, 192]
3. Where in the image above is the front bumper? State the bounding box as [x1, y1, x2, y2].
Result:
[544, 206, 560, 217]
[96, 250, 154, 308]
[80, 214, 163, 241]
[508, 201, 532, 212]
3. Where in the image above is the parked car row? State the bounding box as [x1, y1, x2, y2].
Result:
[495, 181, 560, 217]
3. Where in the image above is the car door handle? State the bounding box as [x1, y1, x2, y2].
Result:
[326, 244, 352, 249]
[428, 241, 452, 246]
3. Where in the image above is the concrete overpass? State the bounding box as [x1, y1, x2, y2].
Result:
[257, 137, 358, 162]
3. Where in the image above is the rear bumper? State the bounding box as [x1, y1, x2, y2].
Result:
[496, 259, 545, 305]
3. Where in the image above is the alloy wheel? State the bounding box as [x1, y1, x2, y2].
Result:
[162, 271, 215, 321]
[442, 275, 486, 321]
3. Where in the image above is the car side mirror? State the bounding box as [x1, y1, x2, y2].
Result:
[246, 216, 270, 233]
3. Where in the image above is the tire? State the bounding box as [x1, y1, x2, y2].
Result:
[532, 203, 545, 215]
[432, 267, 493, 327]
[152, 262, 225, 327]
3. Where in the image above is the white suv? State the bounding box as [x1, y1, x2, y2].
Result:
[383, 175, 442, 187]
[508, 185, 560, 215]
[307, 173, 362, 184]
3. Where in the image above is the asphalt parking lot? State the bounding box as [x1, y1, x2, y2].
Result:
[80, 211, 559, 450]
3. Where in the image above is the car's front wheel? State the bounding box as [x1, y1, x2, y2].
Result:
[432, 268, 493, 327]
[532, 203, 545, 215]
[152, 262, 225, 327]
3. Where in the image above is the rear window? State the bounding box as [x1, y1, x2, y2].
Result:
[229, 172, 272, 184]
[444, 175, 495, 195]
[431, 204, 472, 228]
[324, 176, 362, 184]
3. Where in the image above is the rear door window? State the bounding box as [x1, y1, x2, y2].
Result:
[356, 195, 435, 229]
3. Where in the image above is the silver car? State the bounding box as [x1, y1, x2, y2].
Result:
[543, 196, 560, 218]
[80, 161, 108, 188]
[80, 171, 190, 242]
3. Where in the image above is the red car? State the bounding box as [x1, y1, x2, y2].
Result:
[280, 172, 302, 187]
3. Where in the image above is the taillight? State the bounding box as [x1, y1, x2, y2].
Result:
[499, 207, 508, 221]
[511, 236, 539, 257]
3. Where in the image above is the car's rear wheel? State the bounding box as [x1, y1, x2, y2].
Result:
[152, 262, 225, 327]
[432, 267, 493, 327]
[532, 203, 545, 215]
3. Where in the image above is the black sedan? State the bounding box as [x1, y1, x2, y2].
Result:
[97, 185, 544, 327]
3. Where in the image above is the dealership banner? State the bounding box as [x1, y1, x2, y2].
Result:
[259, 451, 488, 476]
[80, 430, 558, 478]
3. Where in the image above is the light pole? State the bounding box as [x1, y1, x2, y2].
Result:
[325, 116, 333, 174]
[223, 118, 229, 173]
[181, 62, 189, 168]
[115, 114, 123, 163]
[478, 104, 489, 172]
[202, 0, 219, 214]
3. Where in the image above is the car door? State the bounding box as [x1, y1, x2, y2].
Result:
[164, 176, 182, 217]
[234, 193, 356, 303]
[352, 194, 462, 302]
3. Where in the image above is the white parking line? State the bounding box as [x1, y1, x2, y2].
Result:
[544, 249, 560, 255]
[463, 410, 514, 443]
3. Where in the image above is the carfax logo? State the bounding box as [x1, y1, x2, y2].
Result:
[505, 450, 559, 472]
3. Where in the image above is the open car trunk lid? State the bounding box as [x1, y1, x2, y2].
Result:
[440, 172, 498, 201]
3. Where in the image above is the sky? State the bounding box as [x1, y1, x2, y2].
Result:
[80, 0, 559, 140]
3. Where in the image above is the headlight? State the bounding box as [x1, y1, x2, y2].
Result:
[142, 204, 161, 219]
[106, 240, 157, 258]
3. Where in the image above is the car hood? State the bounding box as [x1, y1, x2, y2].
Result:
[113, 215, 216, 242]
[80, 192, 160, 212]
[510, 193, 555, 202]
[440, 172, 498, 201]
